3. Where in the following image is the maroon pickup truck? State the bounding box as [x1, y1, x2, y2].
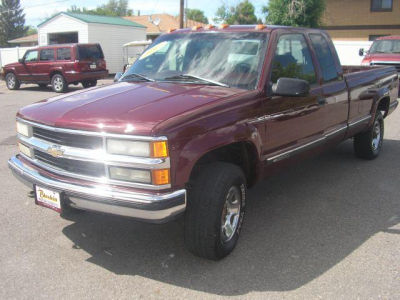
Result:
[8, 25, 399, 260]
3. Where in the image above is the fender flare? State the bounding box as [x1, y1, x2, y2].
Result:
[174, 122, 263, 187]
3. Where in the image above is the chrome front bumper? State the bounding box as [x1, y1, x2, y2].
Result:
[8, 155, 186, 223]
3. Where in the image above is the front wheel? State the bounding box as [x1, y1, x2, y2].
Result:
[5, 73, 20, 90]
[184, 162, 246, 260]
[354, 111, 384, 160]
[51, 74, 68, 93]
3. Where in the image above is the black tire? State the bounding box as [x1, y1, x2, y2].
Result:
[81, 81, 91, 88]
[5, 73, 20, 90]
[82, 80, 97, 88]
[354, 111, 384, 160]
[38, 83, 47, 88]
[51, 74, 68, 93]
[184, 162, 247, 260]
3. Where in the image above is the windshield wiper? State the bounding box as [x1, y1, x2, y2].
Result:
[121, 73, 155, 82]
[162, 74, 229, 87]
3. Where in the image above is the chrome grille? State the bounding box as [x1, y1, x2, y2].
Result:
[33, 126, 103, 149]
[34, 149, 105, 177]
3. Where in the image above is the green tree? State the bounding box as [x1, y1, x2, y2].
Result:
[185, 8, 208, 24]
[0, 0, 28, 47]
[263, 0, 326, 27]
[214, 0, 258, 25]
[68, 0, 133, 17]
[26, 26, 37, 36]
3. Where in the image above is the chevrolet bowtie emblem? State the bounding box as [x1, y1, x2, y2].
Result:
[47, 145, 64, 158]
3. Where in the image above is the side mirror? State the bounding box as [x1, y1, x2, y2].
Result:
[18, 58, 24, 64]
[114, 72, 123, 82]
[272, 77, 310, 97]
[359, 48, 365, 56]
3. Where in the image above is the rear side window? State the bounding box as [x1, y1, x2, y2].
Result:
[309, 34, 339, 82]
[271, 34, 316, 84]
[40, 49, 55, 61]
[77, 44, 104, 60]
[57, 48, 71, 60]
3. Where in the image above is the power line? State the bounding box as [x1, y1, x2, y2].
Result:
[0, 0, 72, 14]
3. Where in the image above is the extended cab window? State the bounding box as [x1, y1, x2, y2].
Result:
[24, 50, 38, 62]
[57, 48, 71, 60]
[309, 34, 339, 82]
[271, 34, 316, 84]
[371, 0, 392, 11]
[40, 49, 55, 61]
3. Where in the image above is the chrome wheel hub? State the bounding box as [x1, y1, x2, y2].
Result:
[221, 186, 241, 243]
[372, 120, 381, 151]
[54, 77, 63, 91]
[7, 76, 15, 88]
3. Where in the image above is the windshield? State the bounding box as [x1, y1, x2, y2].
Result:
[369, 39, 400, 54]
[122, 32, 269, 90]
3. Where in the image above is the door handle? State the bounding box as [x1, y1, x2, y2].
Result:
[318, 97, 327, 105]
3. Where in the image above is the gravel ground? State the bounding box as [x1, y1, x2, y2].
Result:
[0, 80, 399, 299]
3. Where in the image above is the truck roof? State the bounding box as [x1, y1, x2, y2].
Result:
[376, 35, 400, 40]
[169, 24, 324, 34]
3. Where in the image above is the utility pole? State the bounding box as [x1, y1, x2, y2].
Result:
[179, 0, 184, 28]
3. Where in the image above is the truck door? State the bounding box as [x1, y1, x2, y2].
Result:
[36, 48, 56, 82]
[308, 33, 348, 142]
[19, 50, 38, 82]
[262, 32, 325, 162]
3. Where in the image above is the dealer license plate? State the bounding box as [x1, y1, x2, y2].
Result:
[35, 186, 61, 213]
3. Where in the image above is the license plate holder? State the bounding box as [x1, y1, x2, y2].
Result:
[35, 185, 62, 213]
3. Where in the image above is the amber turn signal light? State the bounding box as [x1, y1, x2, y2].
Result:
[255, 24, 266, 30]
[219, 24, 229, 29]
[151, 141, 168, 158]
[152, 169, 170, 185]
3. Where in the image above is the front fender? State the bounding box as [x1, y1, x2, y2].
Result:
[174, 122, 263, 187]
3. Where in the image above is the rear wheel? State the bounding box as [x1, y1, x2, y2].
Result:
[51, 74, 67, 93]
[82, 80, 97, 88]
[184, 162, 246, 260]
[354, 111, 384, 160]
[5, 73, 20, 90]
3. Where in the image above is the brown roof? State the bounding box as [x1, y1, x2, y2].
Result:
[8, 33, 38, 44]
[124, 14, 206, 35]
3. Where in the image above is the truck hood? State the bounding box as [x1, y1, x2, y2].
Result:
[364, 53, 400, 62]
[4, 62, 21, 68]
[18, 81, 244, 135]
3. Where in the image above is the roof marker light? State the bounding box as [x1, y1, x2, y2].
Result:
[192, 25, 202, 30]
[219, 24, 229, 29]
[205, 24, 215, 30]
[168, 28, 176, 33]
[255, 24, 266, 30]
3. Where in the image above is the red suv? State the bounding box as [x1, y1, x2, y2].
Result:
[1, 43, 108, 93]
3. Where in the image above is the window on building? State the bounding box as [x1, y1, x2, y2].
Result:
[40, 49, 55, 61]
[309, 34, 339, 82]
[271, 34, 316, 84]
[369, 35, 390, 41]
[371, 0, 393, 11]
[57, 48, 71, 60]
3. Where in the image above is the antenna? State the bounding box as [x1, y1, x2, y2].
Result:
[153, 18, 160, 26]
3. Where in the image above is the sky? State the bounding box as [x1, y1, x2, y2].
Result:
[21, 0, 269, 27]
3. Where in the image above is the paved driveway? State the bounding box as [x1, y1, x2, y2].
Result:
[0, 81, 399, 299]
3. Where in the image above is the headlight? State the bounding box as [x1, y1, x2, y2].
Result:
[18, 142, 33, 158]
[106, 139, 168, 158]
[109, 166, 151, 183]
[16, 121, 31, 137]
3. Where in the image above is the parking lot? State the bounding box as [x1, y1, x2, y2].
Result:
[0, 80, 399, 299]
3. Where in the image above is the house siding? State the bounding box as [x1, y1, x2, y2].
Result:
[322, 0, 400, 41]
[87, 23, 146, 73]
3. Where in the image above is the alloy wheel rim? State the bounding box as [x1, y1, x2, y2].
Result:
[371, 120, 381, 151]
[54, 77, 63, 91]
[7, 76, 15, 88]
[221, 186, 241, 243]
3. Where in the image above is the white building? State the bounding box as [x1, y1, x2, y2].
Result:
[37, 12, 147, 73]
